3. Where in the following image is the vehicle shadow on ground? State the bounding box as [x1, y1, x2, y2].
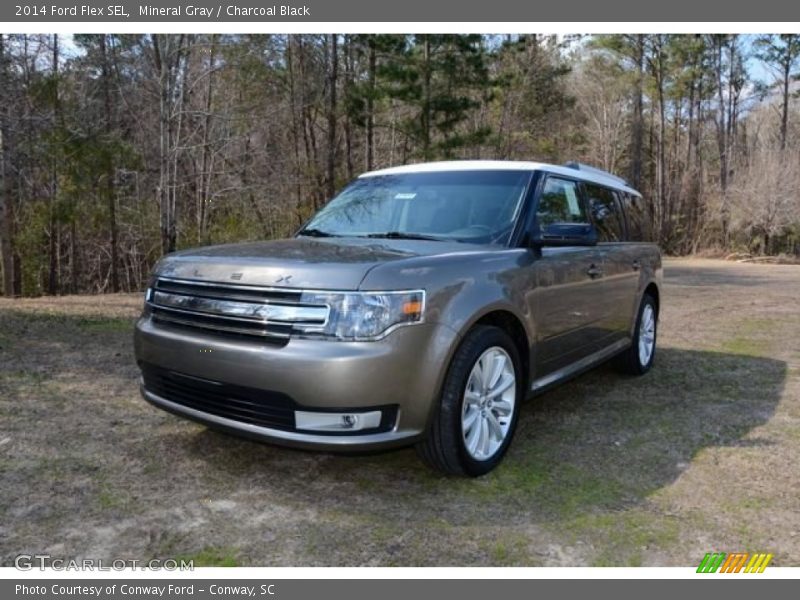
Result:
[184, 346, 786, 524]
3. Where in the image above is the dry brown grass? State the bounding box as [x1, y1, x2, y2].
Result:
[0, 293, 143, 319]
[1, 259, 798, 566]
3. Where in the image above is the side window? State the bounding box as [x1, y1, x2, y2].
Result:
[536, 177, 587, 227]
[622, 193, 652, 242]
[585, 184, 626, 242]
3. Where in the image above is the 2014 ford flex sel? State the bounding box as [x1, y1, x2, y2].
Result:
[134, 161, 661, 476]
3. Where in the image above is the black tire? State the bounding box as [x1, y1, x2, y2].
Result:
[614, 293, 658, 376]
[416, 325, 523, 477]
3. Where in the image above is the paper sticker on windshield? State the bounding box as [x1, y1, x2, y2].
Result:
[565, 185, 581, 216]
[395, 193, 417, 199]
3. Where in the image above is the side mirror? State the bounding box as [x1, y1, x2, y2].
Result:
[530, 223, 597, 247]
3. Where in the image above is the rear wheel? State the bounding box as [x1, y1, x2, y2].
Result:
[614, 293, 657, 375]
[416, 325, 523, 476]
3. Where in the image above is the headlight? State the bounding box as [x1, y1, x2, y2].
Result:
[293, 290, 425, 341]
[143, 272, 158, 305]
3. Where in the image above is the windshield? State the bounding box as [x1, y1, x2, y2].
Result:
[300, 170, 531, 245]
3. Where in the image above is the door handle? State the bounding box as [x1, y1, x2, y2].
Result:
[632, 259, 641, 271]
[586, 264, 603, 279]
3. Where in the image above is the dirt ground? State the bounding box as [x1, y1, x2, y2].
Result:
[1, 258, 798, 567]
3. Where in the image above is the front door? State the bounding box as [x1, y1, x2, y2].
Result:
[527, 176, 605, 378]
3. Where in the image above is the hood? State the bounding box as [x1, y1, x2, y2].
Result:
[156, 237, 490, 290]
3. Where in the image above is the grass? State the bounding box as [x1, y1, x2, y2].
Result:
[0, 259, 798, 566]
[95, 478, 136, 513]
[175, 548, 241, 568]
[485, 533, 532, 566]
[4, 311, 134, 333]
[77, 317, 135, 333]
[98, 488, 123, 510]
[0, 369, 50, 386]
[578, 512, 680, 567]
[719, 318, 778, 356]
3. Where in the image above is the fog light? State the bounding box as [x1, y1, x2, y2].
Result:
[295, 410, 381, 432]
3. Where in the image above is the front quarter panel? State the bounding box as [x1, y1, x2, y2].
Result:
[360, 248, 538, 393]
[361, 248, 535, 336]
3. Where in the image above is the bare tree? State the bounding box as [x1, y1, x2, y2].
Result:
[151, 34, 192, 254]
[709, 34, 745, 244]
[99, 35, 120, 292]
[573, 55, 628, 173]
[0, 33, 16, 296]
[754, 34, 800, 152]
[325, 34, 339, 199]
[731, 149, 800, 254]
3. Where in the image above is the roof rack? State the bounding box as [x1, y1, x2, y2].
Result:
[564, 161, 629, 187]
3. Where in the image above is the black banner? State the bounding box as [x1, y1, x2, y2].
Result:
[3, 0, 800, 22]
[3, 579, 797, 600]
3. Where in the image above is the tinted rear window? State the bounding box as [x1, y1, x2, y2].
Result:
[585, 184, 626, 242]
[621, 193, 652, 242]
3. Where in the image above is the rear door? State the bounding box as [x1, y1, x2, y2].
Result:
[584, 184, 640, 345]
[529, 176, 605, 377]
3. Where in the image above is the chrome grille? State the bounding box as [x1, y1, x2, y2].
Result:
[147, 277, 328, 342]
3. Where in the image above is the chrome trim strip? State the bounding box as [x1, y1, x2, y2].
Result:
[152, 290, 329, 325]
[157, 275, 314, 295]
[149, 307, 291, 339]
[156, 276, 426, 301]
[141, 387, 420, 448]
[531, 338, 630, 391]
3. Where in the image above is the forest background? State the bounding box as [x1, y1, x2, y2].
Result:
[1, 33, 799, 296]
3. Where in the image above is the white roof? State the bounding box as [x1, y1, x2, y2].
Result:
[360, 160, 642, 196]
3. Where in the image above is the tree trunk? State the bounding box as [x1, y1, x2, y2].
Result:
[343, 35, 355, 181]
[153, 35, 171, 255]
[197, 34, 217, 244]
[297, 37, 321, 209]
[286, 37, 305, 226]
[0, 34, 16, 297]
[421, 36, 432, 159]
[781, 56, 790, 152]
[366, 36, 376, 171]
[48, 34, 59, 295]
[100, 35, 120, 292]
[69, 219, 77, 294]
[243, 135, 270, 237]
[713, 36, 730, 243]
[325, 34, 338, 200]
[153, 34, 187, 256]
[169, 36, 189, 254]
[630, 34, 645, 190]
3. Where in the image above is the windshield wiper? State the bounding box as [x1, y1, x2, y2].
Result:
[297, 228, 338, 238]
[365, 231, 443, 241]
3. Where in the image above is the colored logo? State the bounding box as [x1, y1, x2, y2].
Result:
[697, 552, 773, 573]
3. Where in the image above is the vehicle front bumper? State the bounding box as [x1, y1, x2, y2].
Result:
[134, 315, 459, 451]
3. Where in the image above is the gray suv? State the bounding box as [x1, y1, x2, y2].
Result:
[134, 161, 661, 476]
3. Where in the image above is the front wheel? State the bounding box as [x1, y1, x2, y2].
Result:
[614, 293, 658, 375]
[416, 325, 523, 476]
